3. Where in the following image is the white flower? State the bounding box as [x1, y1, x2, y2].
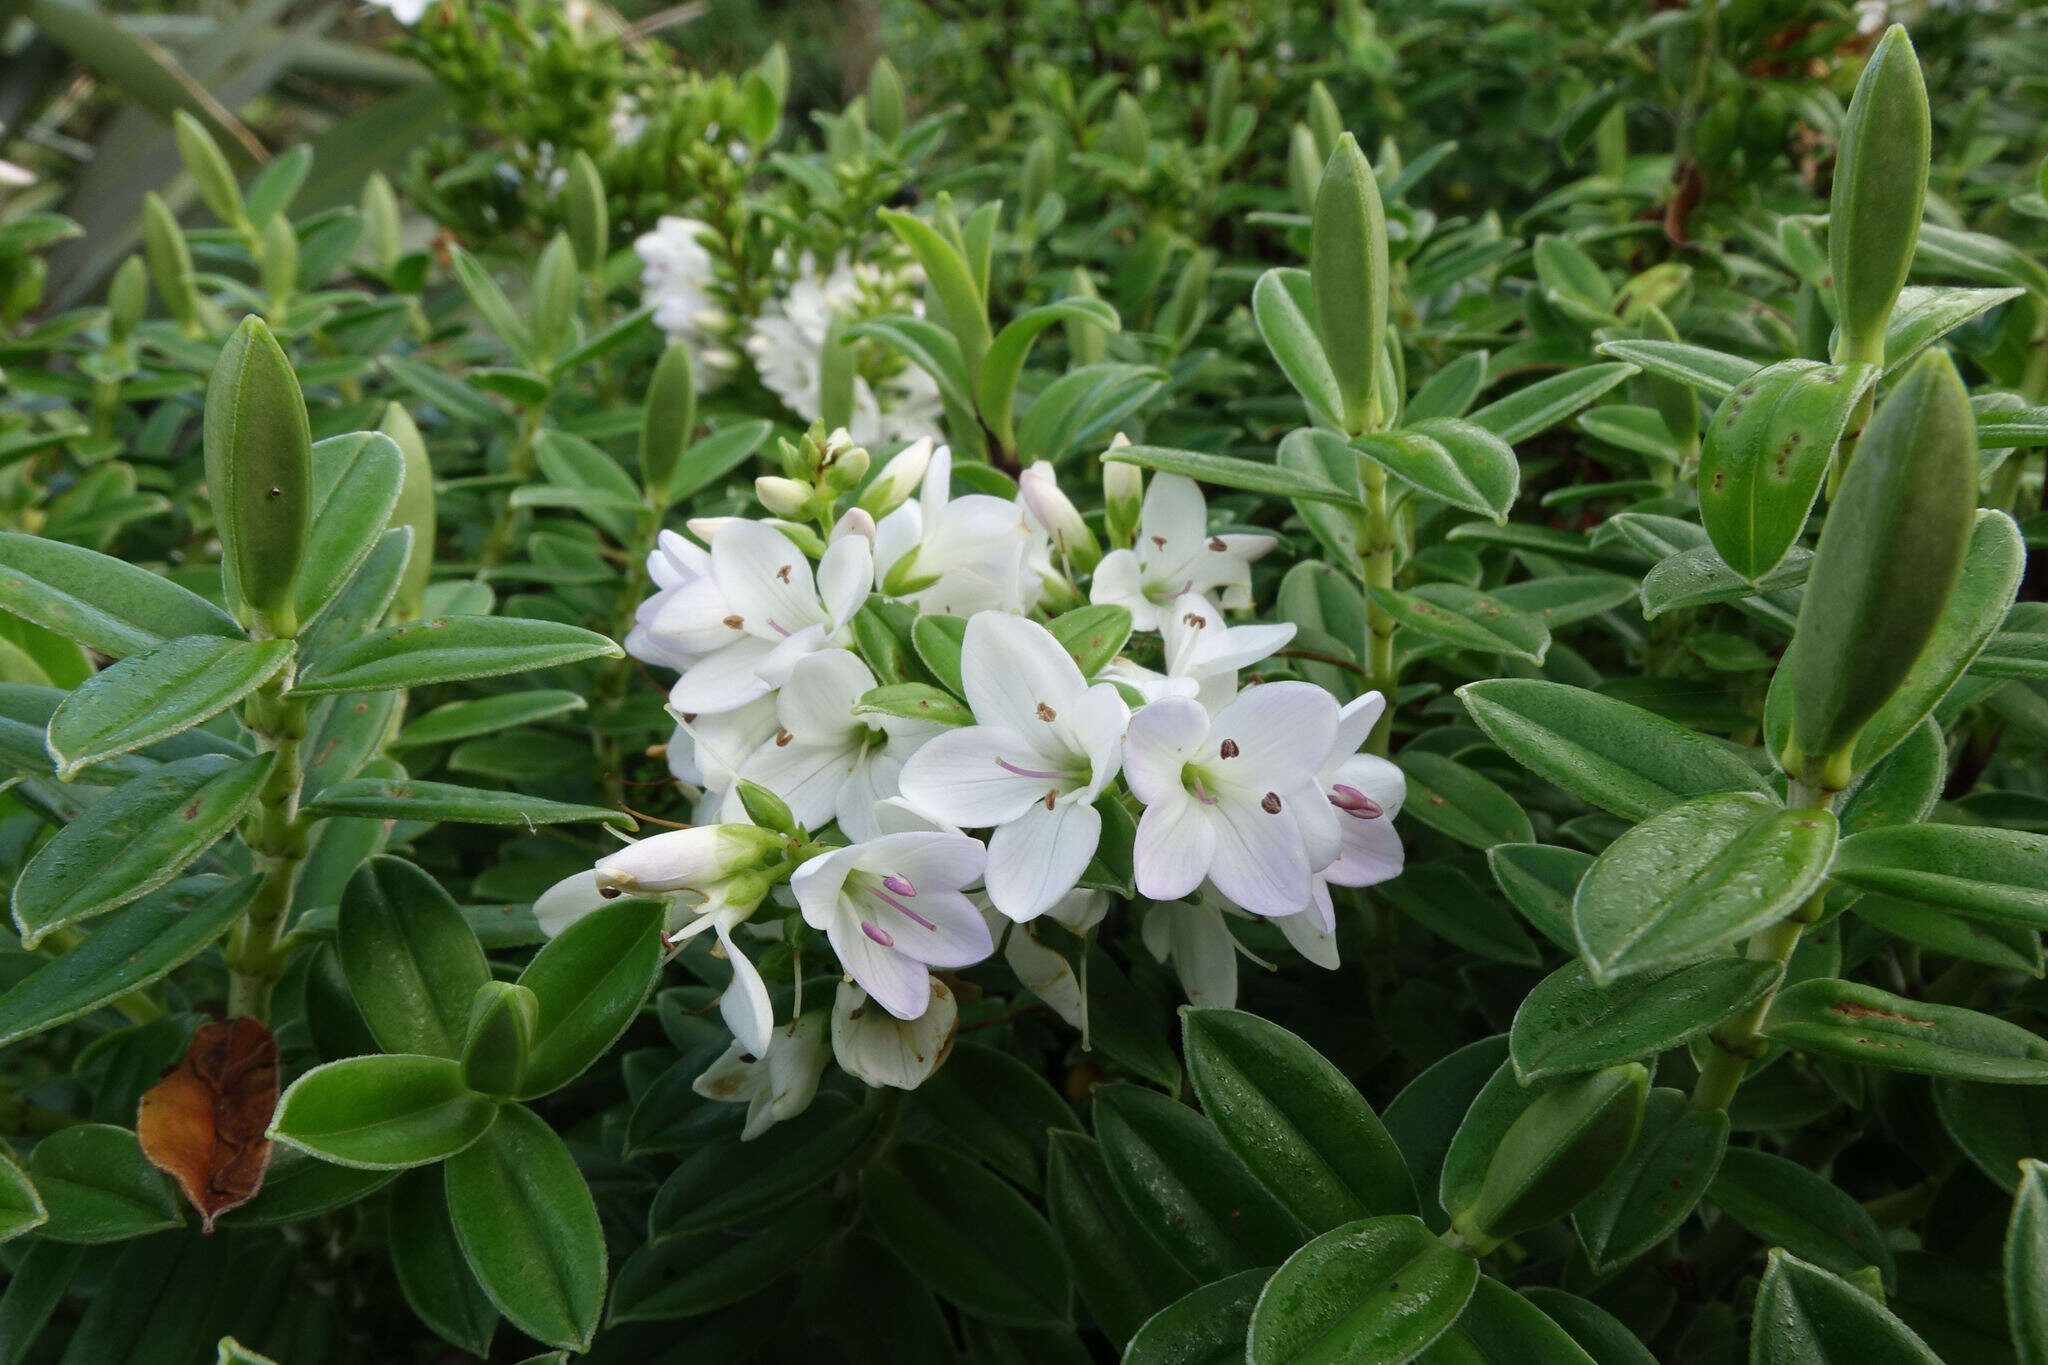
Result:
[666, 696, 778, 797]
[1140, 898, 1240, 1008]
[727, 648, 940, 841]
[791, 831, 991, 1021]
[898, 613, 1129, 922]
[367, 0, 433, 22]
[661, 521, 872, 715]
[636, 216, 734, 384]
[1123, 682, 1341, 916]
[1103, 592, 1295, 711]
[626, 530, 717, 673]
[832, 979, 958, 1089]
[1314, 692, 1407, 891]
[875, 444, 1046, 616]
[746, 255, 943, 448]
[1018, 463, 1098, 570]
[1090, 474, 1278, 630]
[694, 1013, 830, 1139]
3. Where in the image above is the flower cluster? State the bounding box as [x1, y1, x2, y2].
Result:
[540, 436, 1406, 1131]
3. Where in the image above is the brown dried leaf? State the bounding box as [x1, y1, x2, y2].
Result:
[137, 1016, 279, 1232]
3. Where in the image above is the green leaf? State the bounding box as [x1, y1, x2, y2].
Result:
[445, 1102, 606, 1351]
[28, 1124, 182, 1243]
[516, 896, 662, 1098]
[0, 531, 240, 658]
[448, 245, 535, 360]
[1371, 584, 1549, 663]
[302, 777, 633, 829]
[1105, 444, 1364, 509]
[978, 298, 1120, 445]
[296, 431, 406, 621]
[1095, 1083, 1306, 1280]
[862, 1140, 1071, 1327]
[1124, 1268, 1269, 1365]
[1310, 135, 1389, 434]
[651, 1092, 874, 1234]
[1763, 978, 2048, 1082]
[854, 683, 973, 728]
[1487, 843, 1589, 952]
[1571, 1088, 1727, 1274]
[1939, 1084, 2048, 1196]
[1710, 1147, 1895, 1285]
[672, 418, 774, 502]
[1458, 680, 1768, 821]
[1353, 419, 1518, 522]
[1829, 25, 1929, 351]
[1387, 1036, 1510, 1232]
[1593, 339, 1756, 401]
[0, 1148, 46, 1243]
[219, 1145, 396, 1228]
[1254, 268, 1345, 430]
[390, 690, 588, 750]
[912, 1043, 1081, 1196]
[1184, 1008, 1416, 1232]
[1419, 1274, 1599, 1364]
[1830, 824, 2048, 927]
[1391, 751, 1535, 848]
[1246, 1214, 1476, 1364]
[1640, 543, 1811, 619]
[1453, 1065, 1647, 1243]
[388, 1166, 498, 1357]
[1047, 604, 1133, 679]
[1572, 792, 1838, 982]
[1467, 363, 1637, 445]
[912, 614, 967, 695]
[1752, 1251, 1941, 1365]
[205, 317, 312, 624]
[2007, 1159, 2048, 1365]
[1378, 865, 1541, 966]
[1047, 1132, 1198, 1347]
[1510, 958, 1779, 1083]
[880, 208, 992, 378]
[611, 1200, 831, 1325]
[0, 875, 256, 1048]
[45, 636, 291, 778]
[294, 616, 622, 694]
[1698, 359, 1878, 579]
[269, 1054, 499, 1169]
[12, 752, 276, 947]
[338, 856, 491, 1060]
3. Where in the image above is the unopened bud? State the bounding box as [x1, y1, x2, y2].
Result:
[859, 437, 934, 517]
[1020, 463, 1100, 571]
[594, 824, 781, 894]
[823, 441, 870, 493]
[1103, 435, 1143, 549]
[755, 475, 816, 519]
[831, 507, 876, 543]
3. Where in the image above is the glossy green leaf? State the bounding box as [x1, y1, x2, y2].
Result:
[388, 1166, 497, 1357]
[516, 896, 662, 1097]
[1763, 978, 2048, 1082]
[269, 1054, 499, 1169]
[651, 1092, 872, 1235]
[1246, 1214, 1476, 1364]
[1047, 1132, 1197, 1347]
[1095, 1083, 1306, 1280]
[339, 856, 491, 1060]
[1572, 1088, 1727, 1274]
[1253, 267, 1345, 430]
[29, 1124, 182, 1243]
[1830, 824, 2048, 927]
[1487, 844, 1589, 952]
[1184, 1007, 1415, 1230]
[1393, 751, 1535, 849]
[1311, 135, 1389, 433]
[1454, 1065, 1647, 1243]
[1593, 339, 1755, 401]
[12, 752, 276, 947]
[205, 317, 312, 622]
[0, 1148, 46, 1243]
[1467, 363, 1637, 445]
[1641, 543, 1810, 619]
[0, 531, 239, 658]
[302, 777, 633, 829]
[611, 1199, 830, 1324]
[1459, 680, 1767, 821]
[1698, 359, 1878, 579]
[1829, 24, 1929, 352]
[445, 1102, 606, 1351]
[1572, 792, 1837, 982]
[1417, 1274, 1598, 1364]
[1752, 1250, 1941, 1365]
[294, 615, 621, 694]
[1511, 958, 1779, 1083]
[2007, 1159, 2048, 1365]
[1106, 443, 1363, 509]
[1124, 1268, 1269, 1365]
[1047, 603, 1133, 680]
[295, 431, 406, 620]
[45, 636, 290, 777]
[390, 690, 588, 750]
[912, 1043, 1080, 1195]
[1711, 1147, 1895, 1285]
[862, 1140, 1071, 1327]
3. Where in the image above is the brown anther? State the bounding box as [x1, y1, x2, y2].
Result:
[1036, 702, 1057, 721]
[1220, 738, 1240, 759]
[1208, 536, 1226, 551]
[722, 614, 744, 629]
[1261, 791, 1283, 814]
[774, 728, 794, 747]
[1043, 789, 1058, 810]
[776, 564, 792, 582]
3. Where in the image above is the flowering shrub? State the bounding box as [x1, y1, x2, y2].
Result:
[0, 1, 2046, 1362]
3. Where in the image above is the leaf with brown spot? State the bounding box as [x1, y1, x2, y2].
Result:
[137, 1017, 279, 1231]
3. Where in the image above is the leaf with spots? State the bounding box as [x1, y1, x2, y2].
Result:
[1763, 978, 2048, 1083]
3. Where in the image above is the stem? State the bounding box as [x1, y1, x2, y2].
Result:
[1358, 461, 1397, 755]
[1689, 777, 1837, 1112]
[223, 676, 309, 1021]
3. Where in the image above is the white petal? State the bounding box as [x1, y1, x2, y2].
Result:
[790, 843, 863, 931]
[1325, 813, 1405, 888]
[1004, 926, 1085, 1029]
[1139, 474, 1208, 571]
[1089, 550, 1158, 631]
[1333, 752, 1407, 819]
[1207, 791, 1311, 916]
[716, 925, 774, 1057]
[1134, 793, 1216, 902]
[879, 887, 993, 968]
[985, 800, 1100, 922]
[1168, 903, 1239, 1008]
[1280, 881, 1342, 968]
[1324, 693, 1388, 779]
[776, 648, 873, 742]
[865, 830, 988, 893]
[533, 870, 612, 937]
[735, 732, 857, 832]
[669, 636, 780, 713]
[829, 918, 933, 1021]
[832, 979, 958, 1089]
[712, 520, 825, 637]
[960, 612, 1087, 729]
[898, 725, 1057, 826]
[1062, 684, 1130, 801]
[817, 535, 874, 628]
[1122, 697, 1209, 804]
[1206, 683, 1339, 791]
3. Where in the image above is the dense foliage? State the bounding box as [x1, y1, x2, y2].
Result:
[1, 1, 2047, 1361]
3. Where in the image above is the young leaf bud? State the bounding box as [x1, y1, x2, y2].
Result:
[1829, 25, 1929, 365]
[205, 317, 312, 631]
[173, 111, 247, 232]
[1311, 134, 1389, 436]
[141, 194, 200, 334]
[565, 150, 608, 273]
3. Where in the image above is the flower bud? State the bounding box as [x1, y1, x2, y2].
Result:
[1312, 134, 1389, 436]
[595, 824, 781, 895]
[1287, 124, 1322, 217]
[1103, 434, 1143, 549]
[832, 979, 957, 1089]
[859, 437, 934, 517]
[755, 475, 816, 519]
[868, 56, 906, 143]
[695, 1014, 828, 1140]
[823, 440, 870, 494]
[1020, 463, 1100, 572]
[1830, 25, 1928, 366]
[1306, 80, 1344, 159]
